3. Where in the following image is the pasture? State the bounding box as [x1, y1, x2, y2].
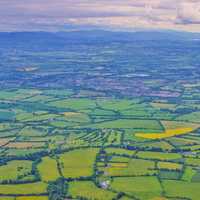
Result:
[59, 148, 99, 178]
[0, 88, 200, 199]
[68, 181, 116, 200]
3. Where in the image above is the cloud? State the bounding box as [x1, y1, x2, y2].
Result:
[0, 0, 200, 32]
[176, 1, 200, 24]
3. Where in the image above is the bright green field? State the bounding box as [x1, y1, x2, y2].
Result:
[111, 176, 162, 200]
[49, 98, 96, 110]
[59, 148, 99, 178]
[0, 182, 47, 195]
[89, 119, 162, 130]
[105, 148, 136, 156]
[0, 160, 33, 182]
[136, 151, 182, 161]
[68, 181, 116, 200]
[163, 180, 200, 200]
[37, 157, 60, 182]
[101, 158, 156, 176]
[16, 197, 48, 200]
[0, 197, 15, 200]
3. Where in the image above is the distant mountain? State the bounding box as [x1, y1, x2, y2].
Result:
[1, 30, 200, 41]
[0, 30, 200, 50]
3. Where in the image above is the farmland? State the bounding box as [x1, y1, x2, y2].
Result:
[1, 88, 200, 199]
[0, 31, 200, 199]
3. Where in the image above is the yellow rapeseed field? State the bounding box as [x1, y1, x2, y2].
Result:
[135, 127, 194, 139]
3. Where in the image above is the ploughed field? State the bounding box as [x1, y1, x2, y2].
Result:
[1, 88, 200, 200]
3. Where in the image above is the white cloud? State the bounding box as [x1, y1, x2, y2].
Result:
[176, 1, 200, 24]
[0, 0, 200, 32]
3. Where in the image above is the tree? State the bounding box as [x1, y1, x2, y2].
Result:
[48, 178, 67, 200]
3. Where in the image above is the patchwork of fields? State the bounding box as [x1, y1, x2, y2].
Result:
[1, 88, 200, 200]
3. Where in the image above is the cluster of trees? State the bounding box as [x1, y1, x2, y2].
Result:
[48, 178, 67, 200]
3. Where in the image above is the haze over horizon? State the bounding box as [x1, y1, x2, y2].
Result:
[1, 0, 200, 33]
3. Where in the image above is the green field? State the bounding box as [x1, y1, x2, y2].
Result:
[16, 197, 48, 200]
[111, 176, 162, 199]
[49, 98, 96, 110]
[136, 151, 182, 161]
[89, 119, 162, 130]
[0, 160, 33, 182]
[105, 148, 136, 156]
[163, 180, 200, 200]
[37, 157, 60, 182]
[100, 158, 156, 177]
[68, 181, 116, 200]
[0, 88, 200, 199]
[0, 182, 47, 195]
[59, 148, 99, 178]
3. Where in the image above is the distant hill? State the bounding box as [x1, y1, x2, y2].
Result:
[0, 30, 200, 51]
[1, 30, 200, 43]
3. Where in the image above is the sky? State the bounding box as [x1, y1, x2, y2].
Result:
[0, 0, 200, 32]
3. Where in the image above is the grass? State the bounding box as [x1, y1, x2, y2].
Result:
[2, 90, 200, 198]
[6, 148, 44, 157]
[59, 148, 99, 178]
[0, 182, 47, 195]
[105, 130, 121, 145]
[192, 171, 200, 182]
[185, 157, 200, 167]
[0, 110, 15, 121]
[102, 158, 156, 176]
[167, 137, 198, 147]
[119, 197, 134, 200]
[49, 120, 78, 128]
[49, 98, 96, 110]
[163, 180, 200, 200]
[6, 141, 45, 149]
[19, 126, 47, 137]
[159, 170, 180, 180]
[0, 197, 15, 200]
[90, 119, 162, 130]
[0, 123, 17, 131]
[62, 112, 90, 123]
[89, 108, 116, 116]
[110, 156, 130, 163]
[161, 120, 199, 130]
[17, 113, 59, 123]
[111, 176, 162, 200]
[97, 99, 135, 111]
[0, 160, 33, 182]
[22, 95, 55, 103]
[37, 157, 60, 182]
[182, 167, 196, 181]
[135, 127, 195, 139]
[68, 181, 116, 200]
[150, 102, 176, 110]
[16, 197, 48, 200]
[0, 90, 32, 101]
[42, 89, 73, 97]
[136, 151, 181, 161]
[0, 130, 18, 138]
[180, 144, 200, 151]
[120, 108, 154, 118]
[139, 141, 174, 151]
[105, 148, 136, 157]
[176, 111, 200, 123]
[157, 162, 182, 171]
